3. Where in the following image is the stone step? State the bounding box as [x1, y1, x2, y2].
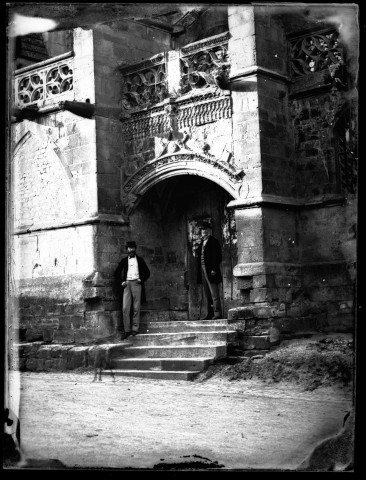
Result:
[130, 331, 237, 346]
[102, 369, 201, 380]
[111, 357, 214, 371]
[140, 319, 230, 333]
[140, 310, 189, 322]
[119, 344, 227, 359]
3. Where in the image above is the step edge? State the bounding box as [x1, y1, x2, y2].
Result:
[104, 370, 202, 376]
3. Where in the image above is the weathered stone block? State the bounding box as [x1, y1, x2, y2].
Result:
[249, 288, 269, 303]
[228, 307, 254, 320]
[25, 358, 38, 371]
[243, 318, 272, 335]
[71, 315, 84, 329]
[67, 347, 88, 369]
[240, 335, 270, 350]
[59, 317, 72, 329]
[21, 342, 44, 357]
[252, 305, 277, 318]
[236, 276, 253, 289]
[53, 329, 75, 344]
[74, 328, 92, 343]
[25, 330, 44, 342]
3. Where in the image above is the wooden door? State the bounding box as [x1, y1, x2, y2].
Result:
[183, 178, 237, 320]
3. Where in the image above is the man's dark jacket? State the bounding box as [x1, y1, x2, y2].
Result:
[196, 235, 222, 284]
[114, 255, 150, 304]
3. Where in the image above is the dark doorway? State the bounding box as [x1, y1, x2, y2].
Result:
[130, 175, 238, 320]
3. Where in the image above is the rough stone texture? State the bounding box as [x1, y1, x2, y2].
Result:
[13, 342, 97, 371]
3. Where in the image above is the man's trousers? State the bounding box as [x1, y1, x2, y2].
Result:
[201, 266, 222, 319]
[122, 280, 142, 333]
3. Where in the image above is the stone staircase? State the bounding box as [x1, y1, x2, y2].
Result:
[106, 319, 238, 380]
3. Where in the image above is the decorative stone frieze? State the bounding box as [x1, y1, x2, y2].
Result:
[120, 108, 170, 139]
[120, 53, 168, 111]
[120, 93, 232, 139]
[290, 29, 343, 77]
[14, 54, 74, 108]
[177, 94, 231, 128]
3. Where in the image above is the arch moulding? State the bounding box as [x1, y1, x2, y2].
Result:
[121, 150, 245, 214]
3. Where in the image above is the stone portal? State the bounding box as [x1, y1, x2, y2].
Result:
[129, 175, 237, 322]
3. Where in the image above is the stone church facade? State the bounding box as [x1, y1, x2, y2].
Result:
[8, 5, 358, 350]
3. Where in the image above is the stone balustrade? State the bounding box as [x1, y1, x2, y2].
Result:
[14, 51, 74, 109]
[119, 31, 231, 114]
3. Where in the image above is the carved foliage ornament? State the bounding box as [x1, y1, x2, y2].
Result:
[120, 54, 168, 110]
[15, 59, 74, 108]
[290, 30, 343, 77]
[180, 44, 230, 93]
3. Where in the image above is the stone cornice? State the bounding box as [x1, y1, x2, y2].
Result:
[226, 194, 346, 210]
[14, 51, 74, 76]
[180, 31, 230, 56]
[233, 260, 350, 277]
[118, 52, 166, 74]
[229, 66, 291, 84]
[13, 214, 128, 235]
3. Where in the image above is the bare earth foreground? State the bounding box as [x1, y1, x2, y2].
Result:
[5, 334, 354, 471]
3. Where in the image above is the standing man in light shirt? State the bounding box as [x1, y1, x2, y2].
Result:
[114, 241, 150, 340]
[196, 222, 223, 320]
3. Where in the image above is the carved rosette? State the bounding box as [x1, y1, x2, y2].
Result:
[290, 29, 343, 77]
[15, 57, 74, 108]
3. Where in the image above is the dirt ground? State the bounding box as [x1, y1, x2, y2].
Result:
[4, 333, 355, 471]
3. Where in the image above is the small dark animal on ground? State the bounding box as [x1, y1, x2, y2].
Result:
[91, 344, 116, 383]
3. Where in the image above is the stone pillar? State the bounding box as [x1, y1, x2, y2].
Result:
[227, 5, 296, 347]
[73, 28, 96, 104]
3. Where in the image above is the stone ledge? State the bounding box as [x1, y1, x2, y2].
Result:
[11, 341, 131, 372]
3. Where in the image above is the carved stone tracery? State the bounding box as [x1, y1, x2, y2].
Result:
[290, 30, 343, 77]
[120, 53, 168, 110]
[15, 58, 74, 108]
[180, 40, 231, 93]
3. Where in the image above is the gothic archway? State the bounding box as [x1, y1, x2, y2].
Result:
[121, 147, 244, 215]
[127, 174, 238, 321]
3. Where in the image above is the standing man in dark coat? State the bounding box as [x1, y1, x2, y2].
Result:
[114, 241, 150, 340]
[196, 222, 223, 320]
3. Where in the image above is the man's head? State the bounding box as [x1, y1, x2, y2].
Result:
[198, 222, 212, 239]
[126, 241, 137, 256]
